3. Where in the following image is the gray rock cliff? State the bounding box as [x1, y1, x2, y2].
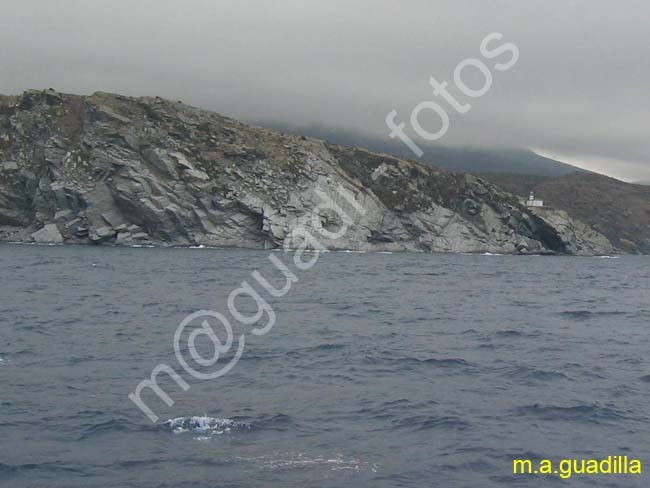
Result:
[0, 90, 613, 255]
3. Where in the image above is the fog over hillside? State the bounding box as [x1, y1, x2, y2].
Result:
[1, 0, 648, 180]
[258, 122, 590, 178]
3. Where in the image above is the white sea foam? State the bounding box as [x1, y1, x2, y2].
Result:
[7, 241, 62, 246]
[232, 452, 379, 473]
[162, 416, 250, 436]
[281, 249, 331, 253]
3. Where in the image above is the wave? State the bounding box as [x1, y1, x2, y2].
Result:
[162, 416, 251, 436]
[354, 399, 437, 419]
[231, 452, 379, 473]
[502, 366, 570, 381]
[392, 414, 471, 431]
[514, 403, 626, 423]
[306, 343, 346, 352]
[559, 310, 627, 320]
[419, 357, 472, 367]
[402, 271, 448, 277]
[494, 330, 523, 338]
[77, 418, 145, 440]
[0, 462, 85, 476]
[524, 369, 570, 381]
[285, 344, 347, 361]
[363, 355, 473, 369]
[247, 413, 293, 431]
[529, 369, 569, 381]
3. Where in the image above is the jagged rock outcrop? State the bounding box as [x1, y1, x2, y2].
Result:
[528, 208, 614, 256]
[0, 89, 614, 255]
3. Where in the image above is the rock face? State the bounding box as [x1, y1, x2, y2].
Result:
[0, 89, 614, 255]
[480, 172, 650, 254]
[529, 208, 614, 256]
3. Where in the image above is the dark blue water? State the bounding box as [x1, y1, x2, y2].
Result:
[1, 244, 649, 487]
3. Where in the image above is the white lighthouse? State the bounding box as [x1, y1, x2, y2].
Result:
[526, 191, 544, 208]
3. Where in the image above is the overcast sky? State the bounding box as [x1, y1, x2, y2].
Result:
[1, 0, 648, 181]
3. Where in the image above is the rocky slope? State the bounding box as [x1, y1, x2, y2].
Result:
[0, 89, 613, 255]
[481, 172, 650, 254]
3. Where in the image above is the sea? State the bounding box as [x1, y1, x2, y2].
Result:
[1, 244, 649, 487]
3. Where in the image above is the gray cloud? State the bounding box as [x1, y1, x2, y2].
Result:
[1, 0, 648, 180]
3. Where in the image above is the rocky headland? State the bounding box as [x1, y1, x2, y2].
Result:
[0, 89, 614, 255]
